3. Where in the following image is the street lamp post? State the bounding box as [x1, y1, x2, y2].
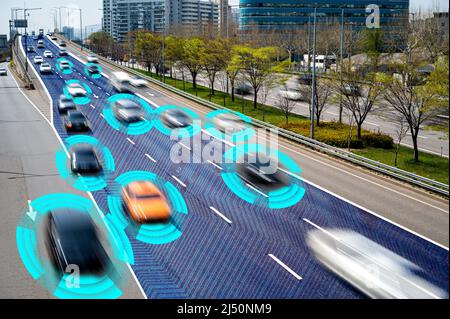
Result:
[310, 7, 317, 140]
[339, 8, 344, 123]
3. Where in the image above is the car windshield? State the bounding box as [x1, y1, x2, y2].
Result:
[69, 113, 85, 120]
[75, 149, 97, 162]
[136, 193, 161, 200]
[41, 63, 50, 67]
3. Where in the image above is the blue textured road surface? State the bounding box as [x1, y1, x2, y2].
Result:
[21, 36, 449, 299]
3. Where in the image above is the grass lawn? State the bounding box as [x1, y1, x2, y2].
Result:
[135, 69, 449, 185]
[354, 146, 449, 184]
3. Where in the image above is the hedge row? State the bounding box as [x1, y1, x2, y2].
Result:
[279, 121, 394, 149]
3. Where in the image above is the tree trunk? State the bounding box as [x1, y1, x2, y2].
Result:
[411, 133, 419, 162]
[192, 72, 197, 89]
[357, 123, 362, 141]
[231, 85, 235, 102]
[253, 91, 258, 109]
[395, 142, 401, 167]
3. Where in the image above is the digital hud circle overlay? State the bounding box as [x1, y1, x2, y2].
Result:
[221, 144, 305, 209]
[107, 170, 188, 245]
[16, 193, 134, 299]
[55, 135, 115, 192]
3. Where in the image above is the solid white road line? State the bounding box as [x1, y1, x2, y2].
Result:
[171, 175, 187, 188]
[210, 206, 232, 224]
[126, 137, 136, 145]
[145, 153, 157, 163]
[302, 218, 340, 240]
[268, 254, 302, 280]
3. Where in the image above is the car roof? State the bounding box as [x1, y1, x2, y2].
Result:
[127, 181, 161, 196]
[50, 209, 95, 233]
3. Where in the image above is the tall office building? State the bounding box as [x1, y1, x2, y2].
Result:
[239, 0, 410, 47]
[165, 0, 219, 34]
[217, 0, 231, 37]
[102, 0, 165, 42]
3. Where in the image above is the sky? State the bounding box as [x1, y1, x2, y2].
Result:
[2, 0, 449, 38]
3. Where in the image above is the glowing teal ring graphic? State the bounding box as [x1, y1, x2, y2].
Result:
[83, 62, 103, 79]
[55, 135, 115, 192]
[16, 193, 132, 299]
[102, 93, 154, 135]
[107, 170, 188, 245]
[63, 79, 92, 105]
[154, 105, 201, 138]
[55, 57, 73, 75]
[221, 144, 305, 209]
[204, 109, 255, 142]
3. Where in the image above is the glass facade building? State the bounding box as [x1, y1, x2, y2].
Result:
[239, 0, 410, 38]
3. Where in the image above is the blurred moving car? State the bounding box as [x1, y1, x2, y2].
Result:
[236, 152, 289, 192]
[37, 40, 45, 48]
[59, 48, 68, 56]
[342, 83, 361, 96]
[27, 46, 36, 53]
[306, 229, 448, 299]
[59, 40, 66, 47]
[51, 35, 57, 40]
[45, 209, 110, 275]
[64, 110, 90, 132]
[161, 109, 192, 128]
[213, 112, 248, 133]
[66, 82, 87, 97]
[58, 95, 77, 114]
[111, 72, 132, 93]
[59, 60, 71, 71]
[87, 64, 100, 75]
[87, 54, 99, 63]
[121, 180, 171, 224]
[43, 50, 53, 58]
[39, 62, 52, 74]
[129, 76, 148, 88]
[234, 83, 252, 95]
[112, 98, 146, 123]
[0, 68, 7, 76]
[298, 74, 313, 85]
[279, 89, 305, 101]
[70, 144, 102, 175]
[33, 56, 43, 64]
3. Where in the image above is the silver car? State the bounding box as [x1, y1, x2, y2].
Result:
[306, 228, 447, 299]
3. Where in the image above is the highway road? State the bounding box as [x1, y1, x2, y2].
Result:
[6, 35, 448, 299]
[167, 68, 449, 157]
[0, 62, 144, 299]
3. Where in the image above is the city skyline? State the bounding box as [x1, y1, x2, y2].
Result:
[1, 0, 449, 37]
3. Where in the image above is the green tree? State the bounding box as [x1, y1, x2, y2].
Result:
[201, 39, 228, 98]
[179, 38, 205, 91]
[232, 45, 286, 109]
[134, 31, 162, 75]
[88, 31, 114, 56]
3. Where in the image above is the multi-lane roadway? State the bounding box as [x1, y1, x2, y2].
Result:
[1, 34, 447, 299]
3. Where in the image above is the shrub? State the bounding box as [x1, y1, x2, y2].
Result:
[362, 132, 394, 149]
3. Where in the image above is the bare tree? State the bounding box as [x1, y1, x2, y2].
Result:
[299, 78, 334, 126]
[277, 87, 297, 125]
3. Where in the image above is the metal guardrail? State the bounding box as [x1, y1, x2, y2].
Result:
[63, 37, 450, 196]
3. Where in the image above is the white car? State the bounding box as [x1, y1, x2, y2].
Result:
[86, 54, 99, 63]
[66, 83, 87, 97]
[33, 56, 44, 64]
[129, 76, 148, 88]
[306, 229, 448, 299]
[59, 60, 71, 71]
[39, 62, 52, 73]
[213, 113, 248, 134]
[279, 89, 304, 101]
[43, 50, 53, 58]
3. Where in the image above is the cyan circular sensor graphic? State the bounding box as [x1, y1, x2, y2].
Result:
[204, 109, 255, 143]
[84, 62, 103, 79]
[103, 93, 154, 135]
[55, 135, 115, 192]
[15, 193, 133, 299]
[55, 57, 74, 75]
[63, 79, 92, 105]
[107, 170, 188, 245]
[220, 144, 305, 209]
[154, 105, 201, 138]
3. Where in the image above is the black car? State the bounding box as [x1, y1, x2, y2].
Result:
[59, 49, 68, 56]
[64, 110, 90, 132]
[298, 74, 313, 85]
[70, 144, 103, 176]
[59, 40, 66, 47]
[58, 94, 77, 114]
[112, 99, 146, 124]
[234, 83, 252, 95]
[27, 46, 36, 53]
[87, 64, 100, 75]
[161, 109, 192, 128]
[236, 153, 289, 192]
[45, 209, 110, 275]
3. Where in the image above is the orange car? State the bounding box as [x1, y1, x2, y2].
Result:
[121, 181, 171, 223]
